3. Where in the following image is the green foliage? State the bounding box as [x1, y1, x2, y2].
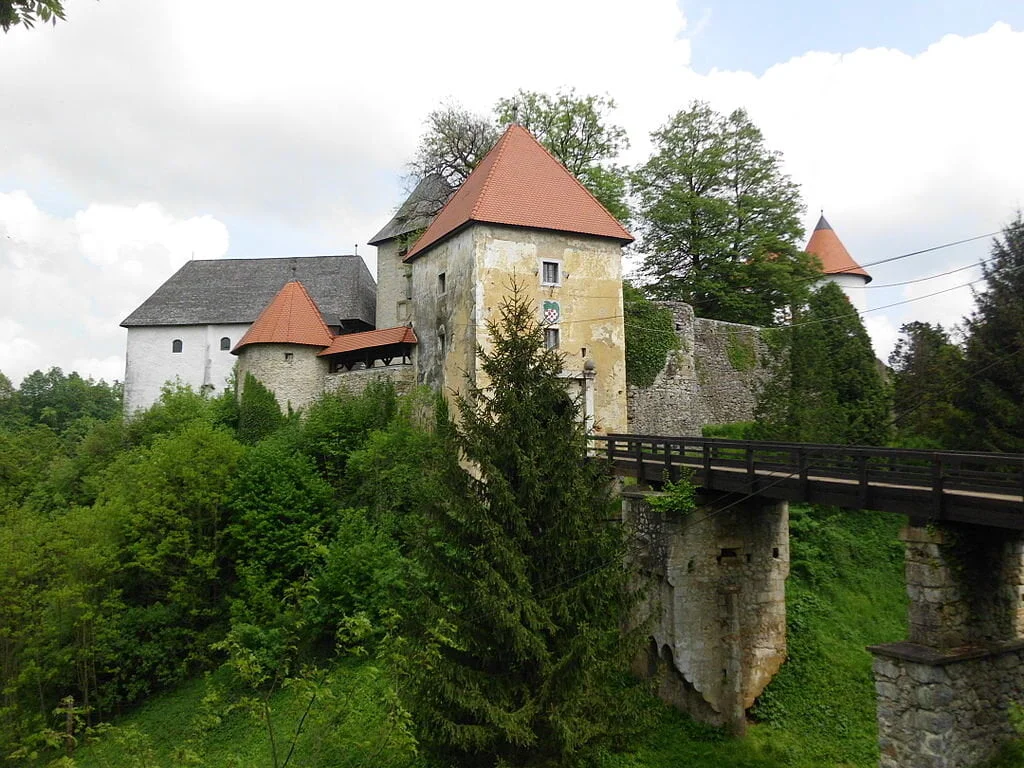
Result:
[411, 89, 632, 222]
[631, 102, 819, 325]
[956, 214, 1024, 452]
[623, 282, 680, 387]
[4, 367, 121, 433]
[646, 476, 697, 517]
[496, 88, 631, 221]
[726, 333, 758, 372]
[700, 422, 756, 440]
[298, 380, 399, 490]
[749, 507, 906, 765]
[237, 373, 285, 444]
[401, 284, 649, 767]
[888, 321, 965, 448]
[755, 282, 891, 445]
[0, 0, 65, 32]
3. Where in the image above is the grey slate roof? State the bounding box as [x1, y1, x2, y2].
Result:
[368, 174, 453, 245]
[121, 255, 376, 328]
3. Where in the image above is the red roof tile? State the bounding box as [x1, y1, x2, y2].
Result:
[405, 125, 633, 260]
[805, 215, 871, 282]
[232, 281, 334, 353]
[318, 325, 418, 356]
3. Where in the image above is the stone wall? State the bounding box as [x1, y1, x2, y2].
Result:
[324, 364, 417, 397]
[872, 643, 1024, 768]
[625, 489, 789, 731]
[627, 302, 769, 436]
[869, 525, 1024, 767]
[237, 342, 328, 413]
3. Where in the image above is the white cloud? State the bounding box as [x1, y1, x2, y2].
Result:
[0, 191, 229, 385]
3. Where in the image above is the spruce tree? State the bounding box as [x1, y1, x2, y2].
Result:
[402, 286, 647, 767]
[958, 215, 1024, 451]
[755, 282, 890, 445]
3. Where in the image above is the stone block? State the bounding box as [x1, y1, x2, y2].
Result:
[907, 664, 950, 686]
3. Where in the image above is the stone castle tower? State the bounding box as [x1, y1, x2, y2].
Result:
[372, 124, 634, 435]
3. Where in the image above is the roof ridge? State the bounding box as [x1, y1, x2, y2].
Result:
[513, 125, 631, 239]
[469, 126, 514, 221]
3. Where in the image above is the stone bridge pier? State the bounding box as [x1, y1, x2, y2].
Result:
[623, 489, 789, 734]
[869, 524, 1024, 768]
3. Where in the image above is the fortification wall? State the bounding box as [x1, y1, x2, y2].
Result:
[324, 365, 417, 398]
[627, 302, 770, 436]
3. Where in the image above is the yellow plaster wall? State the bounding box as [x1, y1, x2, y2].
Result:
[473, 224, 628, 435]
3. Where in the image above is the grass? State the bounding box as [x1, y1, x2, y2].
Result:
[62, 505, 909, 768]
[66, 659, 417, 768]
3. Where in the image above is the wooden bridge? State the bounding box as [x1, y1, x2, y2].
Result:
[591, 434, 1024, 530]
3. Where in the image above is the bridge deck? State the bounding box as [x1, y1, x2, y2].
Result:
[592, 434, 1024, 530]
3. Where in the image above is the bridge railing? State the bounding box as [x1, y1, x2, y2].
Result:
[589, 434, 1024, 527]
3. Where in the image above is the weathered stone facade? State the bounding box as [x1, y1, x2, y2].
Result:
[236, 342, 329, 413]
[872, 642, 1024, 768]
[324, 364, 417, 397]
[625, 489, 789, 731]
[627, 302, 769, 436]
[869, 525, 1024, 767]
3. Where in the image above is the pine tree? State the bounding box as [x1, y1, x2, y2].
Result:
[888, 321, 965, 447]
[957, 215, 1024, 451]
[402, 286, 647, 767]
[756, 282, 890, 445]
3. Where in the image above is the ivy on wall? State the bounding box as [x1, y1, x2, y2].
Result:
[726, 332, 758, 372]
[623, 282, 679, 387]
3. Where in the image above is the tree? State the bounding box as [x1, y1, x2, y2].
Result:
[0, 0, 64, 32]
[410, 89, 632, 222]
[888, 321, 965, 447]
[400, 285, 647, 767]
[495, 89, 631, 221]
[410, 103, 501, 191]
[755, 282, 890, 445]
[632, 102, 818, 325]
[957, 215, 1024, 452]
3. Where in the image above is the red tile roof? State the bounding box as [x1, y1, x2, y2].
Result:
[805, 215, 872, 282]
[232, 280, 334, 353]
[318, 325, 418, 356]
[405, 124, 633, 261]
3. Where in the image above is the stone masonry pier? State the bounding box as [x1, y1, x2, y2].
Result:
[624, 489, 789, 734]
[869, 524, 1024, 767]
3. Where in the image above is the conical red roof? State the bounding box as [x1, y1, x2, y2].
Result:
[405, 124, 633, 261]
[232, 280, 334, 353]
[805, 215, 871, 282]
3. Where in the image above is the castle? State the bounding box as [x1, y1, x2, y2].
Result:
[121, 125, 869, 434]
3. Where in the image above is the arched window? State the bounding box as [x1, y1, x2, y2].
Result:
[172, 339, 183, 353]
[220, 337, 231, 351]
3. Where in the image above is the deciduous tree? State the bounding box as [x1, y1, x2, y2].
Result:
[0, 0, 65, 32]
[632, 102, 818, 325]
[410, 89, 631, 222]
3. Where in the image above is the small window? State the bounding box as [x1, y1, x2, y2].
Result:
[404, 272, 413, 300]
[437, 272, 446, 294]
[438, 329, 446, 356]
[172, 339, 183, 353]
[541, 260, 560, 286]
[544, 328, 559, 349]
[220, 337, 231, 351]
[284, 352, 294, 362]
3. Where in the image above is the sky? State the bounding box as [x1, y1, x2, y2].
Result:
[1, 0, 1022, 386]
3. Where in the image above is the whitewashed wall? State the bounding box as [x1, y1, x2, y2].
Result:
[123, 323, 248, 413]
[818, 273, 869, 314]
